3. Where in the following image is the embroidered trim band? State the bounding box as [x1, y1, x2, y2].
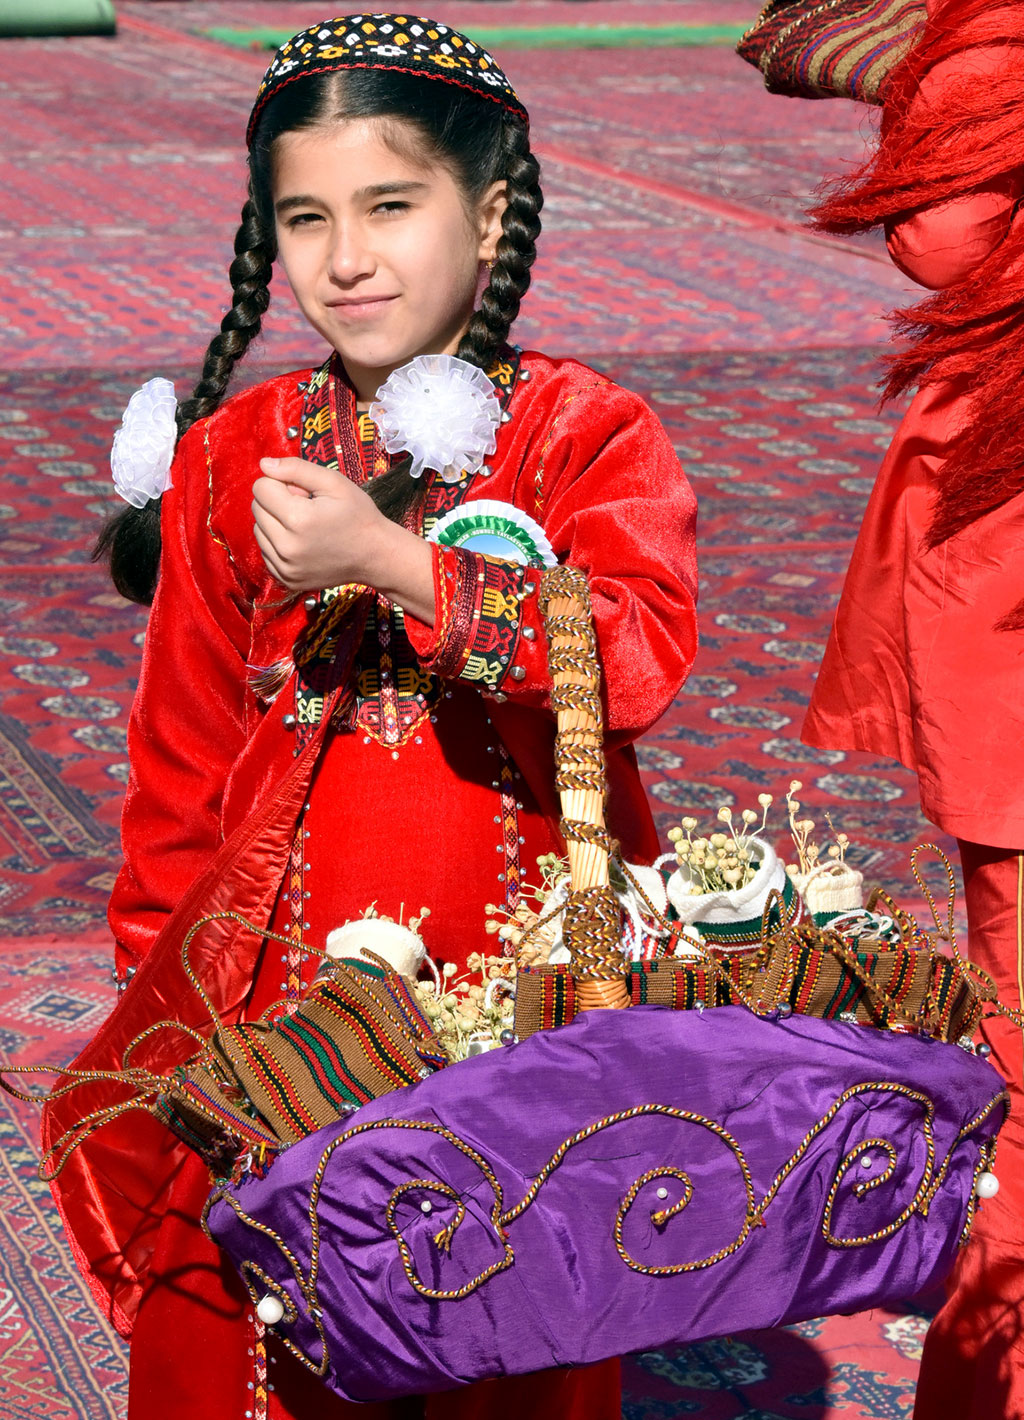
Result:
[247, 14, 529, 148]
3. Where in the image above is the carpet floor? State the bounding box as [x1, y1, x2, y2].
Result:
[0, 4, 955, 1416]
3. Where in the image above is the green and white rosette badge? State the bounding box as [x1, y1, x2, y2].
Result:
[427, 500, 556, 567]
[110, 377, 177, 506]
[369, 354, 556, 568]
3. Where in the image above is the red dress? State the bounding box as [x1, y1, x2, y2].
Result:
[802, 45, 1024, 1415]
[803, 147, 1024, 845]
[46, 350, 698, 1420]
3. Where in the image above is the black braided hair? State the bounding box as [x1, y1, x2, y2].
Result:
[175, 192, 274, 437]
[458, 117, 542, 373]
[369, 111, 543, 524]
[94, 190, 275, 604]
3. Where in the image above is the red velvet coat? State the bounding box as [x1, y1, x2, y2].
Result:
[44, 350, 698, 1373]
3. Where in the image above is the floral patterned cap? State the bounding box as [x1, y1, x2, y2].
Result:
[246, 13, 528, 147]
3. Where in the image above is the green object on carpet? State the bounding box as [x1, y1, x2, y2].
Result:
[0, 0, 115, 36]
[204, 23, 748, 52]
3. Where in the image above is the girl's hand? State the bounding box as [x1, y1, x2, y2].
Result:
[252, 458, 435, 624]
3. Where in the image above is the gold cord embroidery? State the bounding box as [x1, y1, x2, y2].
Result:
[205, 1080, 1009, 1376]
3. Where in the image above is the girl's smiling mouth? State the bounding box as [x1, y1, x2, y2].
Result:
[325, 294, 399, 315]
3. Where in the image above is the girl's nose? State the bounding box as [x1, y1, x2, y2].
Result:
[327, 224, 375, 283]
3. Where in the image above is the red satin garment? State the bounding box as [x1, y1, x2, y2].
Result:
[913, 841, 1024, 1420]
[805, 42, 1024, 1414]
[42, 349, 698, 1408]
[882, 40, 1024, 294]
[803, 155, 1024, 846]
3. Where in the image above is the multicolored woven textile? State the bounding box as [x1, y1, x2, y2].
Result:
[738, 0, 925, 104]
[516, 938, 979, 1042]
[150, 957, 445, 1175]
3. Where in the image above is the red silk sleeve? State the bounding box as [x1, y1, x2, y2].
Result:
[107, 421, 253, 978]
[885, 47, 1024, 289]
[405, 380, 698, 746]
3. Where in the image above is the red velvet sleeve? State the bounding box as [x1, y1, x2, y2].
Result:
[405, 380, 698, 746]
[107, 420, 253, 979]
[885, 48, 1024, 289]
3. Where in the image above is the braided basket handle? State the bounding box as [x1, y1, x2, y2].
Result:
[539, 566, 629, 1010]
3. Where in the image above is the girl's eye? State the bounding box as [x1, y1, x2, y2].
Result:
[372, 201, 410, 216]
[286, 212, 323, 228]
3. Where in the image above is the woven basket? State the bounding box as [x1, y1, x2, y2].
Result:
[196, 567, 1010, 1403]
[515, 568, 985, 1048]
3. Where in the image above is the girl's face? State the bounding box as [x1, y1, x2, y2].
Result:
[272, 119, 506, 401]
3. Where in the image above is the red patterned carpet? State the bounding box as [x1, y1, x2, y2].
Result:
[0, 4, 951, 1418]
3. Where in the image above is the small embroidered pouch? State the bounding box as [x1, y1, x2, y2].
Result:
[151, 949, 446, 1176]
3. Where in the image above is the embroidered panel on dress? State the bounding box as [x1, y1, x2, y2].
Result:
[280, 354, 525, 981]
[350, 396, 440, 746]
[497, 743, 521, 916]
[250, 1315, 269, 1420]
[294, 351, 521, 738]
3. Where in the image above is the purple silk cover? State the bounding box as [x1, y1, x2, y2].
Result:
[207, 1006, 1005, 1401]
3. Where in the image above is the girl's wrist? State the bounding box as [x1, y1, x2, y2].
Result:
[364, 521, 436, 626]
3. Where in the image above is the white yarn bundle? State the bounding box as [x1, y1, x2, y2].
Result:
[110, 377, 177, 507]
[369, 354, 500, 483]
[324, 918, 427, 977]
[787, 861, 864, 917]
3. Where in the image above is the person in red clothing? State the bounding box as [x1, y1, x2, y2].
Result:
[802, 1, 1024, 1413]
[44, 16, 698, 1420]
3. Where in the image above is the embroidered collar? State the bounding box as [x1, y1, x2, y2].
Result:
[299, 349, 520, 481]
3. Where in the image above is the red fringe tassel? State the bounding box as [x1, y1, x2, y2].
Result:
[811, 0, 1024, 625]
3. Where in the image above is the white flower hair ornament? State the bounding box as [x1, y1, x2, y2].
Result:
[110, 377, 177, 507]
[369, 354, 500, 484]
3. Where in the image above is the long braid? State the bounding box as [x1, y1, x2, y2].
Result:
[457, 116, 542, 372]
[369, 115, 543, 525]
[94, 192, 275, 604]
[176, 191, 275, 438]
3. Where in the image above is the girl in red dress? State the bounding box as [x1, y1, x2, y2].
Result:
[802, 1, 1024, 1412]
[47, 15, 698, 1420]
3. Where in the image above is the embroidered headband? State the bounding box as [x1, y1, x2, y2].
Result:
[246, 13, 529, 148]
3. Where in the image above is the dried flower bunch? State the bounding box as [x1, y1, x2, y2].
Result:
[483, 852, 570, 966]
[663, 783, 856, 897]
[782, 780, 851, 879]
[666, 795, 774, 895]
[411, 953, 516, 1058]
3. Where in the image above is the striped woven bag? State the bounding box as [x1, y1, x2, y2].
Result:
[737, 0, 925, 104]
[151, 935, 447, 1176]
[1, 917, 447, 1181]
[516, 915, 982, 1043]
